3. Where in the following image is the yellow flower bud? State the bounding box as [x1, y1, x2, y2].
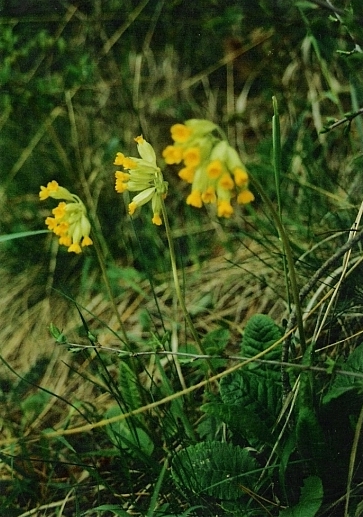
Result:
[185, 119, 218, 135]
[128, 201, 138, 215]
[152, 213, 162, 225]
[135, 135, 157, 165]
[218, 173, 234, 191]
[68, 243, 82, 254]
[237, 190, 255, 204]
[202, 186, 216, 204]
[233, 167, 249, 186]
[82, 235, 93, 247]
[186, 190, 203, 208]
[217, 200, 234, 218]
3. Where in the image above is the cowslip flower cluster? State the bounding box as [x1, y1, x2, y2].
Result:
[162, 119, 254, 218]
[114, 136, 168, 225]
[39, 181, 93, 254]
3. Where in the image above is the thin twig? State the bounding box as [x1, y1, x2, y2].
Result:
[61, 342, 363, 381]
[321, 108, 363, 133]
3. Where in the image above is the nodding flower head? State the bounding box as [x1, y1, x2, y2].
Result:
[39, 181, 93, 253]
[114, 136, 168, 225]
[163, 119, 254, 218]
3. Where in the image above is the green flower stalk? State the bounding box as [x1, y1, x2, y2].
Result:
[162, 119, 254, 218]
[39, 180, 93, 254]
[114, 136, 168, 225]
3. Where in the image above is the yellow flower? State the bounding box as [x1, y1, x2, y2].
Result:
[114, 153, 125, 166]
[186, 190, 203, 208]
[115, 171, 130, 193]
[233, 167, 249, 186]
[170, 124, 193, 143]
[165, 119, 254, 218]
[162, 145, 183, 164]
[183, 147, 201, 167]
[39, 180, 59, 200]
[39, 181, 93, 253]
[207, 160, 223, 179]
[114, 136, 168, 225]
[202, 186, 216, 204]
[152, 213, 162, 225]
[169, 120, 217, 145]
[178, 166, 195, 183]
[218, 173, 234, 191]
[217, 200, 234, 218]
[237, 189, 255, 204]
[39, 180, 74, 202]
[128, 186, 156, 215]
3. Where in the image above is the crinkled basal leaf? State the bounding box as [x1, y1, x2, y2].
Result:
[323, 343, 363, 404]
[201, 401, 275, 447]
[220, 368, 282, 432]
[296, 407, 327, 469]
[219, 316, 283, 445]
[241, 314, 282, 366]
[172, 441, 259, 501]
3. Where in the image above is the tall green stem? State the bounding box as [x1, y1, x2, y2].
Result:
[92, 231, 130, 350]
[249, 173, 306, 354]
[159, 197, 207, 357]
[272, 96, 291, 311]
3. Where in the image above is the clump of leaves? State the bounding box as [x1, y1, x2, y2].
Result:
[171, 441, 259, 507]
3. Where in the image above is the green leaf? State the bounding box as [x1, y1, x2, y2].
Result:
[105, 406, 154, 457]
[201, 401, 275, 447]
[172, 441, 259, 501]
[203, 328, 230, 355]
[295, 407, 327, 470]
[220, 367, 282, 435]
[323, 343, 363, 404]
[279, 476, 323, 517]
[20, 391, 51, 425]
[107, 266, 146, 296]
[241, 314, 282, 365]
[201, 327, 230, 369]
[49, 322, 67, 344]
[119, 361, 143, 413]
[82, 505, 130, 516]
[0, 229, 49, 243]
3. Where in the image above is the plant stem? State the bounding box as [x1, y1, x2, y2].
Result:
[248, 173, 306, 355]
[272, 96, 291, 312]
[159, 196, 207, 357]
[344, 401, 363, 517]
[92, 231, 130, 349]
